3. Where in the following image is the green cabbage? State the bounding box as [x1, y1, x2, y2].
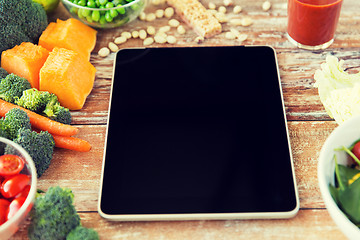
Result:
[314, 55, 360, 124]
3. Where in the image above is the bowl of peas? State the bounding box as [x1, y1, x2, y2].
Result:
[61, 0, 148, 28]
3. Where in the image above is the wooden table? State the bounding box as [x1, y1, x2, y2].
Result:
[11, 0, 360, 239]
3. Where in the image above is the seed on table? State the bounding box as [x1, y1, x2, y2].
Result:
[237, 34, 248, 42]
[143, 37, 154, 46]
[114, 36, 127, 44]
[168, 19, 180, 27]
[155, 9, 164, 18]
[139, 12, 146, 21]
[147, 26, 156, 35]
[159, 25, 171, 32]
[225, 31, 236, 40]
[132, 30, 139, 38]
[229, 19, 242, 26]
[241, 17, 253, 27]
[262, 1, 271, 11]
[108, 42, 119, 52]
[230, 28, 241, 37]
[208, 2, 216, 9]
[98, 47, 110, 57]
[215, 12, 228, 23]
[194, 36, 204, 43]
[218, 6, 226, 13]
[177, 25, 186, 34]
[164, 7, 174, 18]
[146, 13, 156, 22]
[223, 0, 233, 6]
[151, 0, 160, 5]
[233, 5, 242, 14]
[139, 29, 147, 39]
[156, 31, 167, 38]
[121, 31, 132, 39]
[166, 35, 177, 44]
[154, 35, 167, 43]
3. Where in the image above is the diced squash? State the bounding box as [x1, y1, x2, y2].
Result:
[1, 42, 49, 89]
[39, 47, 96, 110]
[39, 18, 97, 61]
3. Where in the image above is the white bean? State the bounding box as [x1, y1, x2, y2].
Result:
[262, 1, 271, 11]
[154, 35, 167, 43]
[208, 2, 216, 9]
[121, 32, 132, 39]
[139, 12, 146, 21]
[139, 29, 147, 39]
[132, 30, 139, 38]
[225, 31, 236, 40]
[159, 25, 171, 33]
[166, 35, 177, 44]
[155, 9, 164, 18]
[241, 17, 253, 27]
[218, 6, 226, 13]
[147, 26, 156, 35]
[98, 47, 110, 57]
[223, 0, 232, 6]
[194, 36, 204, 43]
[164, 7, 174, 18]
[146, 13, 156, 22]
[233, 5, 242, 14]
[177, 25, 186, 34]
[114, 36, 127, 44]
[168, 19, 180, 27]
[143, 37, 154, 46]
[108, 42, 119, 52]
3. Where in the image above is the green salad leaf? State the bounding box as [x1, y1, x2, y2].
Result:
[314, 55, 360, 124]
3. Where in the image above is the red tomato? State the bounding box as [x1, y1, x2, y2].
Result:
[6, 197, 26, 221]
[0, 155, 24, 176]
[0, 198, 10, 225]
[352, 142, 360, 161]
[0, 174, 30, 199]
[15, 185, 30, 199]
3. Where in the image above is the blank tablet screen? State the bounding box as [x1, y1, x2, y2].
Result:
[99, 46, 298, 218]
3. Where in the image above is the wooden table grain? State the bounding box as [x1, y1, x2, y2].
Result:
[11, 0, 360, 239]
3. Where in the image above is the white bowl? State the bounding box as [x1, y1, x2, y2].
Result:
[0, 137, 37, 240]
[318, 114, 360, 240]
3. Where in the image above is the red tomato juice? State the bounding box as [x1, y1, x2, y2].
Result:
[287, 0, 343, 46]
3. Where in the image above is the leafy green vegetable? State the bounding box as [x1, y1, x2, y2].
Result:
[314, 55, 360, 124]
[66, 225, 100, 240]
[1, 107, 31, 140]
[0, 73, 31, 103]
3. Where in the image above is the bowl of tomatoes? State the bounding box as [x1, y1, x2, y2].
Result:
[318, 115, 360, 240]
[0, 137, 37, 240]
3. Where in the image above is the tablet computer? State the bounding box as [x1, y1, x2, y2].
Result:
[98, 46, 299, 221]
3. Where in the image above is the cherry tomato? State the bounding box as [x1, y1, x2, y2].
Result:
[0, 198, 10, 225]
[6, 197, 26, 221]
[0, 174, 30, 199]
[14, 185, 30, 199]
[0, 155, 24, 176]
[352, 141, 360, 161]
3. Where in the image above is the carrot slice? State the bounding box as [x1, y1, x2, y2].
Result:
[52, 134, 91, 152]
[0, 99, 78, 137]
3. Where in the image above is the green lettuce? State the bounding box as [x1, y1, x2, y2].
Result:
[314, 55, 360, 124]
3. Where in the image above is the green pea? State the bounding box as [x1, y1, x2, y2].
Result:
[82, 8, 91, 17]
[78, 0, 86, 6]
[117, 5, 125, 14]
[110, 9, 118, 18]
[105, 2, 114, 8]
[87, 0, 96, 8]
[91, 10, 101, 21]
[99, 15, 107, 24]
[95, 0, 100, 7]
[86, 15, 93, 23]
[130, 3, 139, 10]
[99, 0, 107, 6]
[105, 10, 113, 22]
[112, 0, 121, 5]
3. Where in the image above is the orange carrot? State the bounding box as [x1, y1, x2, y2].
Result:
[0, 99, 78, 137]
[52, 134, 91, 152]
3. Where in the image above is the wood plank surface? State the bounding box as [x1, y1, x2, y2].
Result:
[9, 0, 360, 238]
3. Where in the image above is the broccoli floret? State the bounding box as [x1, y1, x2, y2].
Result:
[16, 88, 72, 124]
[28, 187, 81, 240]
[15, 88, 53, 113]
[66, 225, 100, 240]
[11, 128, 55, 177]
[0, 0, 48, 54]
[44, 101, 72, 125]
[0, 73, 31, 103]
[0, 67, 8, 79]
[2, 108, 31, 140]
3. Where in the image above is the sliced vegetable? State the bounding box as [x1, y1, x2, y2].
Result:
[0, 154, 25, 176]
[0, 99, 78, 136]
[6, 196, 26, 220]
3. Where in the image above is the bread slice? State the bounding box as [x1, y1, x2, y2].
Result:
[167, 0, 222, 38]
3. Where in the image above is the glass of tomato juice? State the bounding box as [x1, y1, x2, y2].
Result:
[0, 137, 37, 240]
[287, 0, 343, 50]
